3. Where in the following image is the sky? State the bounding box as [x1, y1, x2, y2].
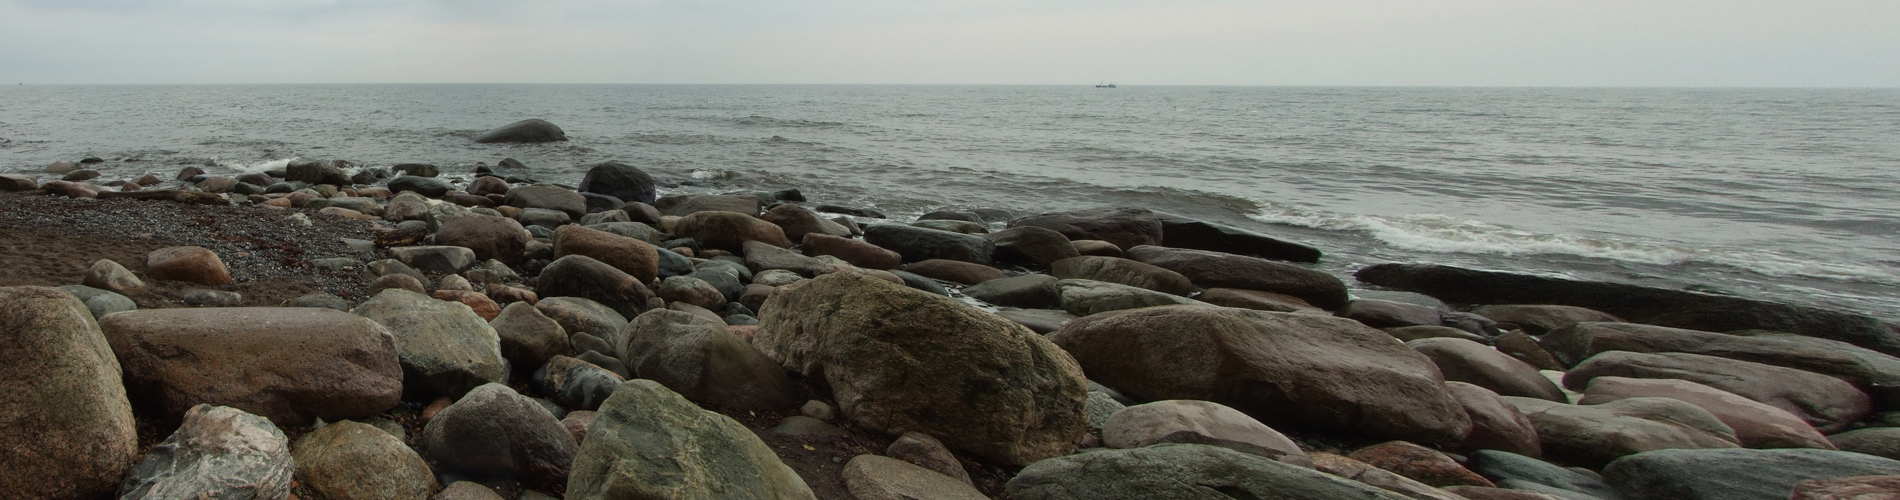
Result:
[1, 0, 1896, 86]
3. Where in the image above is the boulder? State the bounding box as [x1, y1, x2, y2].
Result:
[1544, 322, 1900, 408]
[59, 284, 136, 319]
[422, 383, 579, 483]
[389, 245, 478, 274]
[434, 290, 501, 321]
[997, 309, 1077, 334]
[532, 356, 625, 412]
[1350, 440, 1493, 488]
[473, 118, 567, 143]
[754, 272, 1089, 465]
[756, 204, 853, 242]
[1053, 278, 1205, 316]
[1471, 305, 1623, 335]
[83, 259, 145, 294]
[292, 420, 438, 500]
[387, 176, 455, 198]
[964, 274, 1061, 309]
[287, 159, 352, 186]
[843, 455, 988, 500]
[1339, 299, 1444, 328]
[577, 161, 658, 204]
[903, 259, 1005, 285]
[102, 307, 402, 426]
[1581, 376, 1835, 450]
[1154, 213, 1323, 263]
[392, 163, 439, 177]
[1410, 337, 1565, 401]
[863, 224, 995, 265]
[1049, 305, 1473, 444]
[1601, 448, 1900, 500]
[1354, 263, 1900, 356]
[671, 211, 791, 253]
[1103, 400, 1310, 466]
[1007, 207, 1164, 251]
[1127, 245, 1349, 309]
[1444, 382, 1543, 457]
[655, 194, 763, 217]
[534, 255, 655, 319]
[1198, 287, 1321, 312]
[1310, 453, 1471, 500]
[492, 302, 570, 371]
[886, 432, 972, 485]
[1465, 450, 1627, 500]
[1005, 444, 1412, 500]
[658, 276, 727, 310]
[534, 296, 629, 341]
[369, 273, 427, 297]
[802, 233, 902, 270]
[1565, 351, 1872, 433]
[743, 240, 836, 278]
[0, 287, 138, 500]
[553, 224, 659, 283]
[1506, 396, 1740, 469]
[353, 289, 506, 398]
[468, 176, 511, 196]
[566, 380, 815, 499]
[145, 246, 231, 285]
[1494, 331, 1566, 371]
[1793, 476, 1900, 500]
[505, 185, 588, 220]
[1831, 428, 1900, 459]
[1051, 256, 1196, 296]
[987, 226, 1079, 269]
[118, 405, 293, 500]
[383, 191, 431, 221]
[0, 174, 37, 191]
[436, 214, 533, 266]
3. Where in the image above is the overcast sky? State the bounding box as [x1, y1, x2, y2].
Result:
[2, 0, 1896, 86]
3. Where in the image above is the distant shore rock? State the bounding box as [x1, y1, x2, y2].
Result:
[473, 119, 568, 143]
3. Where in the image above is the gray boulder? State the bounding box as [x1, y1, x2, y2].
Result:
[422, 383, 579, 483]
[619, 309, 797, 411]
[58, 284, 136, 319]
[532, 356, 625, 412]
[292, 420, 438, 500]
[118, 405, 293, 500]
[566, 380, 815, 499]
[1602, 448, 1900, 500]
[353, 289, 506, 398]
[1005, 444, 1411, 500]
[473, 119, 567, 143]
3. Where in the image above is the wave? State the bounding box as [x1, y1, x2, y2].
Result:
[218, 157, 298, 174]
[1250, 205, 1900, 284]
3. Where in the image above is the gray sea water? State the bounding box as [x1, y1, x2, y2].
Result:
[2, 84, 1896, 319]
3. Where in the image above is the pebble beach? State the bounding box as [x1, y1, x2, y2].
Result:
[4, 118, 1900, 500]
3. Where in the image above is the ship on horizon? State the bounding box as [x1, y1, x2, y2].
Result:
[1095, 82, 1117, 88]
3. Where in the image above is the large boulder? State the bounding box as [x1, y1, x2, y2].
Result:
[577, 161, 657, 205]
[1505, 396, 1740, 469]
[755, 272, 1089, 465]
[802, 233, 902, 270]
[1154, 213, 1323, 263]
[423, 383, 579, 483]
[619, 309, 798, 411]
[1544, 322, 1900, 408]
[1602, 448, 1900, 500]
[0, 287, 138, 500]
[436, 214, 533, 266]
[1048, 305, 1473, 444]
[353, 289, 507, 398]
[1409, 337, 1566, 401]
[535, 255, 655, 319]
[671, 211, 791, 253]
[1007, 207, 1164, 251]
[1579, 376, 1835, 450]
[146, 246, 232, 285]
[553, 224, 659, 283]
[1127, 245, 1349, 309]
[1005, 444, 1411, 500]
[987, 226, 1079, 269]
[293, 420, 439, 500]
[1050, 256, 1196, 296]
[862, 224, 996, 265]
[567, 380, 815, 499]
[101, 307, 402, 425]
[1354, 263, 1900, 356]
[118, 405, 294, 500]
[1565, 351, 1872, 433]
[1103, 400, 1310, 466]
[473, 118, 567, 143]
[505, 185, 587, 220]
[491, 302, 570, 371]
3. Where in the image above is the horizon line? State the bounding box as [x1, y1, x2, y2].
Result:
[5, 82, 1900, 90]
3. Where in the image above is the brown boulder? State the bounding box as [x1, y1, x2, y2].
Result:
[553, 225, 660, 283]
[1124, 245, 1348, 309]
[672, 211, 791, 253]
[1579, 376, 1835, 450]
[1444, 382, 1543, 457]
[1050, 256, 1196, 296]
[145, 246, 232, 285]
[1350, 440, 1495, 487]
[1565, 351, 1872, 433]
[1470, 305, 1622, 335]
[1006, 207, 1162, 250]
[1409, 337, 1566, 402]
[801, 233, 901, 270]
[435, 214, 533, 266]
[902, 259, 1005, 285]
[1197, 288, 1319, 312]
[760, 203, 851, 241]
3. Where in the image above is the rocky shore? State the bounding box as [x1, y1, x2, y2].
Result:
[4, 146, 1900, 500]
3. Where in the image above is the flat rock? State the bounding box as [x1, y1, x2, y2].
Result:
[1053, 278, 1206, 316]
[1545, 321, 1900, 409]
[887, 432, 972, 485]
[1471, 305, 1623, 335]
[1339, 298, 1444, 328]
[84, 259, 145, 294]
[1350, 440, 1494, 487]
[1006, 207, 1164, 251]
[1410, 337, 1566, 401]
[1051, 255, 1196, 296]
[505, 185, 588, 220]
[802, 233, 902, 270]
[1154, 213, 1323, 263]
[965, 274, 1061, 309]
[1793, 475, 1900, 500]
[655, 193, 762, 217]
[389, 245, 478, 274]
[903, 258, 1005, 285]
[59, 284, 136, 319]
[1829, 428, 1900, 460]
[1466, 450, 1626, 500]
[863, 223, 996, 265]
[1197, 287, 1321, 312]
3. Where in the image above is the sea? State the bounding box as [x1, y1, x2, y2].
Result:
[2, 84, 1895, 320]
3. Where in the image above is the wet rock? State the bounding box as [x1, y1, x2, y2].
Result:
[1565, 351, 1872, 433]
[1051, 255, 1195, 296]
[1104, 399, 1310, 466]
[1602, 448, 1900, 500]
[1471, 305, 1623, 336]
[534, 255, 656, 319]
[577, 161, 657, 204]
[802, 233, 902, 269]
[102, 307, 403, 425]
[816, 204, 885, 218]
[0, 286, 138, 500]
[1155, 213, 1324, 263]
[1127, 245, 1349, 309]
[1350, 440, 1494, 487]
[964, 274, 1060, 309]
[392, 163, 439, 177]
[1006, 444, 1410, 500]
[1410, 337, 1566, 401]
[388, 176, 455, 198]
[532, 356, 624, 411]
[1506, 396, 1740, 469]
[1007, 207, 1164, 251]
[84, 259, 145, 293]
[1197, 287, 1322, 312]
[621, 309, 797, 411]
[473, 118, 567, 143]
[506, 185, 588, 220]
[287, 159, 353, 186]
[756, 272, 1089, 465]
[1053, 278, 1205, 316]
[422, 383, 579, 482]
[844, 455, 988, 500]
[863, 223, 995, 265]
[58, 284, 136, 318]
[1581, 376, 1835, 450]
[353, 289, 506, 398]
[567, 380, 815, 499]
[118, 404, 293, 500]
[146, 246, 231, 285]
[1050, 305, 1473, 445]
[760, 203, 851, 241]
[670, 211, 791, 253]
[292, 420, 438, 500]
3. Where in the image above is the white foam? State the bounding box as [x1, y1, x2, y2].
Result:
[1249, 205, 1900, 284]
[237, 157, 296, 174]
